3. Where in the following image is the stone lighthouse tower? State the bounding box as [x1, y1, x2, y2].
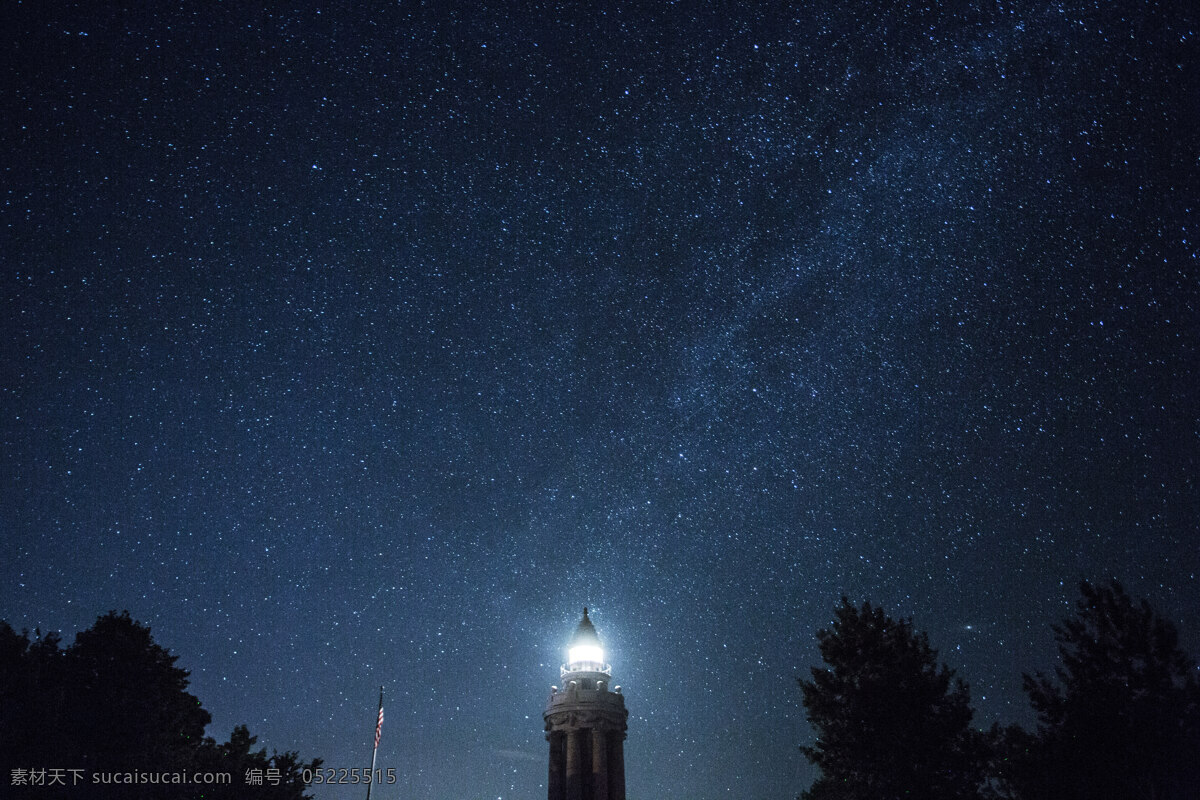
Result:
[544, 608, 628, 800]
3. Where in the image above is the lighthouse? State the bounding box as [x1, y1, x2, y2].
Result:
[544, 608, 628, 800]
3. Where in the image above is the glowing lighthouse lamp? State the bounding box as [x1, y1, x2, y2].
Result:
[563, 608, 611, 678]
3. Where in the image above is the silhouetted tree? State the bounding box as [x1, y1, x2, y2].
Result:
[999, 580, 1200, 800]
[799, 599, 990, 800]
[193, 724, 321, 800]
[0, 621, 67, 769]
[0, 611, 319, 799]
[66, 610, 212, 776]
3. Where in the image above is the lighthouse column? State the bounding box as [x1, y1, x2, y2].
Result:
[548, 731, 565, 800]
[591, 729, 608, 799]
[565, 729, 582, 800]
[610, 736, 626, 800]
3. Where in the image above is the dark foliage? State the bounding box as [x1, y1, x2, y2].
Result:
[0, 611, 320, 799]
[192, 724, 321, 800]
[999, 580, 1200, 800]
[798, 598, 990, 800]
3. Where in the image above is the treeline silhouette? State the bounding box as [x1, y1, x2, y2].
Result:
[0, 611, 320, 799]
[4, 582, 1195, 800]
[799, 580, 1200, 800]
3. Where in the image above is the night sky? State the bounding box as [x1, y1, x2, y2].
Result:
[2, 1, 1198, 798]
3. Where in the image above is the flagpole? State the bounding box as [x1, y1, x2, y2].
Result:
[366, 685, 383, 800]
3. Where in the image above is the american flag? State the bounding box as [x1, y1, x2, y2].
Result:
[374, 703, 384, 750]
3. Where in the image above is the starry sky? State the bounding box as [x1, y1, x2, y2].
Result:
[2, 1, 1198, 798]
